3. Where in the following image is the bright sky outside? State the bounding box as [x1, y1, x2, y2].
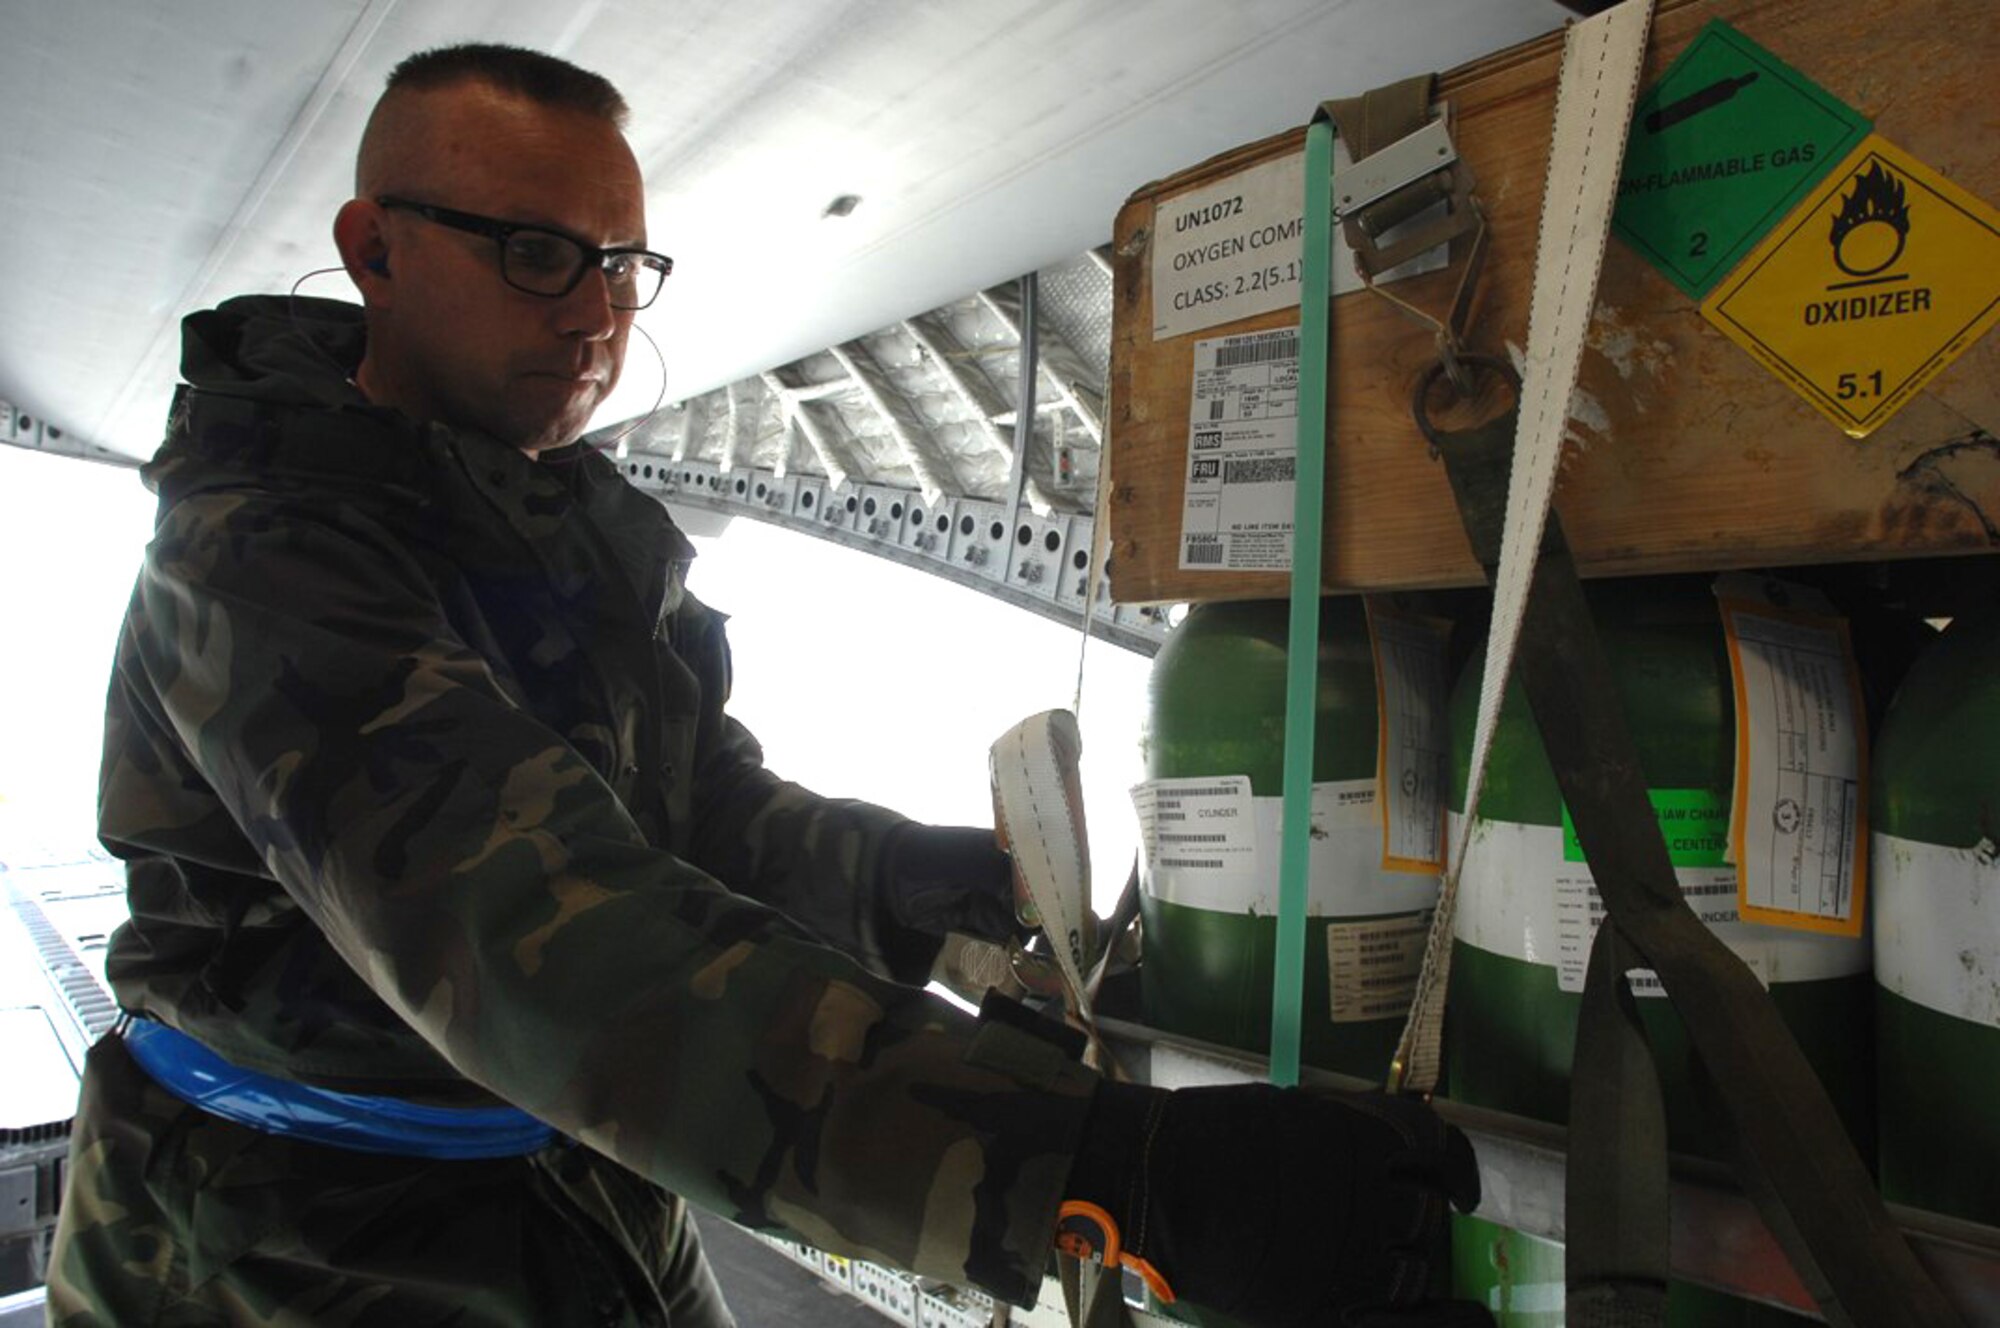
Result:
[0, 443, 1151, 917]
[0, 449, 158, 850]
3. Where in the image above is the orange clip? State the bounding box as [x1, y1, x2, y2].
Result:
[1056, 1201, 1120, 1266]
[1054, 1202, 1176, 1304]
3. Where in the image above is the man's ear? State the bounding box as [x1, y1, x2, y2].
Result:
[333, 198, 393, 303]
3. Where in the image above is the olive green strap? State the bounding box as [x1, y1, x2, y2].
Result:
[1568, 924, 1672, 1323]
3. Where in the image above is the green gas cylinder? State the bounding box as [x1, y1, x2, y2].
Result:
[1446, 580, 1872, 1325]
[1872, 603, 2000, 1225]
[1138, 597, 1441, 1079]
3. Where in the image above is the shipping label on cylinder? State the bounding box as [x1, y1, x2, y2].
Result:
[1716, 575, 1868, 937]
[1366, 601, 1452, 873]
[1132, 776, 1261, 904]
[1327, 913, 1431, 1022]
[1134, 776, 1436, 917]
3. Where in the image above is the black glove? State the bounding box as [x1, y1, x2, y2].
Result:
[1059, 1079, 1491, 1328]
[875, 823, 1024, 979]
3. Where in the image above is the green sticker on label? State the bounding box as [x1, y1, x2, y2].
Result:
[1563, 788, 1729, 867]
[1614, 20, 1871, 299]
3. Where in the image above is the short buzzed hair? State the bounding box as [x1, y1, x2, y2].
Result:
[383, 43, 628, 128]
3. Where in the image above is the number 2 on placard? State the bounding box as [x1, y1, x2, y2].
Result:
[1689, 231, 1710, 259]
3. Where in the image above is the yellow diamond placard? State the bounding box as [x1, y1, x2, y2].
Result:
[1702, 135, 2000, 437]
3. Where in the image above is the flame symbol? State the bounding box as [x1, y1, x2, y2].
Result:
[1829, 162, 1911, 277]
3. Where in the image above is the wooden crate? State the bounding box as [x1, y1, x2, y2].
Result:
[1106, 0, 2000, 605]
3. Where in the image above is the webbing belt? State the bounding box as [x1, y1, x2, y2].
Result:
[123, 1018, 556, 1160]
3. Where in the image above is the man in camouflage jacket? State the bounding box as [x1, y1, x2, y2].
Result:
[51, 42, 1486, 1328]
[49, 47, 1096, 1328]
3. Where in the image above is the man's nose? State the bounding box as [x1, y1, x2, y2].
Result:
[557, 263, 620, 340]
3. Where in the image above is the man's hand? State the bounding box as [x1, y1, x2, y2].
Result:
[876, 824, 1024, 979]
[1059, 1080, 1492, 1327]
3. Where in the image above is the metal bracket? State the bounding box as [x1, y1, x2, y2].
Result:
[1332, 115, 1458, 221]
[1318, 88, 1488, 393]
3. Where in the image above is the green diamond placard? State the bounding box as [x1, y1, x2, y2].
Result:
[1614, 20, 1871, 299]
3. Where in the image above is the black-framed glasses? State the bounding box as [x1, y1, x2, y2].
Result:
[376, 196, 672, 311]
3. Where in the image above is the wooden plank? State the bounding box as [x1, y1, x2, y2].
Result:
[1107, 0, 2000, 605]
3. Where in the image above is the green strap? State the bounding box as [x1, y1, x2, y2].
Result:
[1270, 117, 1336, 1089]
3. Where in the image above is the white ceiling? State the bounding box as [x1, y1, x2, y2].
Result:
[0, 0, 1576, 461]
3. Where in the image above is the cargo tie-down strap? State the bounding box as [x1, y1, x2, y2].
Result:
[990, 709, 1179, 1328]
[989, 709, 1113, 1057]
[1380, 0, 1655, 1118]
[1363, 2, 1964, 1324]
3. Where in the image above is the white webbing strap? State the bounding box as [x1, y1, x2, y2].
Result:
[989, 709, 1118, 1063]
[1392, 0, 1657, 1094]
[990, 708, 1138, 1328]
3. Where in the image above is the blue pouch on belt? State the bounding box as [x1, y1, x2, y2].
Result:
[123, 1018, 555, 1160]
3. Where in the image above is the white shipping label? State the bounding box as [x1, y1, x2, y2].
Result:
[1722, 603, 1867, 934]
[1450, 815, 1868, 997]
[1328, 912, 1432, 1022]
[1180, 328, 1301, 571]
[1367, 603, 1451, 871]
[1873, 832, 1999, 1028]
[1131, 775, 1259, 888]
[1150, 146, 1446, 341]
[1135, 777, 1439, 917]
[1552, 857, 1741, 998]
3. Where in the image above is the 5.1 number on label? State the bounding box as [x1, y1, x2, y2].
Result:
[1835, 369, 1884, 400]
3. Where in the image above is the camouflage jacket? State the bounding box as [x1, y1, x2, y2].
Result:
[95, 295, 1097, 1303]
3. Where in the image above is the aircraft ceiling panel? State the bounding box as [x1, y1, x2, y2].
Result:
[0, 1, 1573, 462]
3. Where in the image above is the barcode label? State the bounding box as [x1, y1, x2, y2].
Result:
[1214, 334, 1299, 368]
[1161, 833, 1228, 845]
[1224, 456, 1295, 484]
[1182, 328, 1299, 572]
[1161, 858, 1225, 869]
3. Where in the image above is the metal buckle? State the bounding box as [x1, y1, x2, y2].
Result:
[1333, 116, 1459, 225]
[1338, 106, 1481, 279]
[1336, 105, 1489, 395]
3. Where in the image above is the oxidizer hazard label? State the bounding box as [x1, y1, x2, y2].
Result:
[1702, 136, 2000, 437]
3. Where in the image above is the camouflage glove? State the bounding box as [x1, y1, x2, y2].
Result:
[1058, 1080, 1491, 1328]
[875, 823, 1023, 981]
